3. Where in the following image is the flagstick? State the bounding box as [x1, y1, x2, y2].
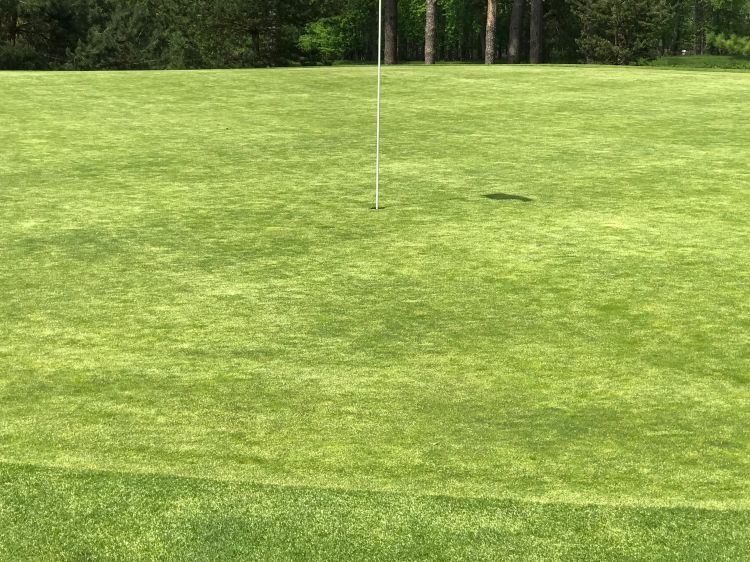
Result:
[375, 0, 382, 210]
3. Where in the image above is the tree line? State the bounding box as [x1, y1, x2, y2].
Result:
[1, 0, 749, 70]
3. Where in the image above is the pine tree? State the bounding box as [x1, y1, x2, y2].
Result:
[571, 0, 668, 64]
[485, 0, 496, 63]
[425, 0, 437, 63]
[507, 0, 524, 63]
[530, 0, 544, 63]
[384, 0, 398, 63]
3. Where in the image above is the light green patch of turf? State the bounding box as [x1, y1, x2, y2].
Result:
[1, 65, 749, 557]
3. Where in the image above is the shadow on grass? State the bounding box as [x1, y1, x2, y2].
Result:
[484, 193, 533, 202]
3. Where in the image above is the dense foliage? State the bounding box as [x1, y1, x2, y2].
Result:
[1, 0, 749, 68]
[709, 31, 750, 55]
[571, 0, 668, 65]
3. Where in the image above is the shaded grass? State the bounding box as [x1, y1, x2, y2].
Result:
[2, 462, 749, 561]
[1, 65, 749, 557]
[648, 54, 750, 70]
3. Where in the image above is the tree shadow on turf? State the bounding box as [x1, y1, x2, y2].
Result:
[484, 193, 534, 202]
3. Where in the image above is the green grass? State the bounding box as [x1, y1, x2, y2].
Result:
[1, 65, 749, 559]
[649, 54, 750, 69]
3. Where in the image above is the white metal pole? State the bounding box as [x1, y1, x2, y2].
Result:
[375, 0, 382, 210]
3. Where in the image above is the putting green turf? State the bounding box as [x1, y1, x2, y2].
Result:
[1, 65, 749, 559]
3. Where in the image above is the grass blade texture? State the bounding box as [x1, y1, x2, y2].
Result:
[1, 65, 749, 560]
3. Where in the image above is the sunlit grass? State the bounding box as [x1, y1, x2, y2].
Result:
[1, 65, 749, 559]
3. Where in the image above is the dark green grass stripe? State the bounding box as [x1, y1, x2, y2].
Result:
[1, 462, 748, 561]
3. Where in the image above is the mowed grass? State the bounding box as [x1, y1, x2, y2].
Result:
[1, 65, 749, 559]
[649, 54, 750, 70]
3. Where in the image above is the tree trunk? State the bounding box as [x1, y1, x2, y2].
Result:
[529, 0, 543, 64]
[693, 0, 704, 54]
[670, 7, 682, 55]
[485, 0, 496, 64]
[250, 30, 262, 62]
[507, 0, 524, 64]
[8, 2, 18, 46]
[424, 0, 437, 64]
[384, 0, 398, 64]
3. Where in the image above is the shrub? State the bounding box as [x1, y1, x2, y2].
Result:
[708, 33, 750, 57]
[298, 18, 350, 64]
[0, 44, 46, 70]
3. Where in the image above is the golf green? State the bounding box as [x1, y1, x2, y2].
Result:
[1, 65, 748, 559]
